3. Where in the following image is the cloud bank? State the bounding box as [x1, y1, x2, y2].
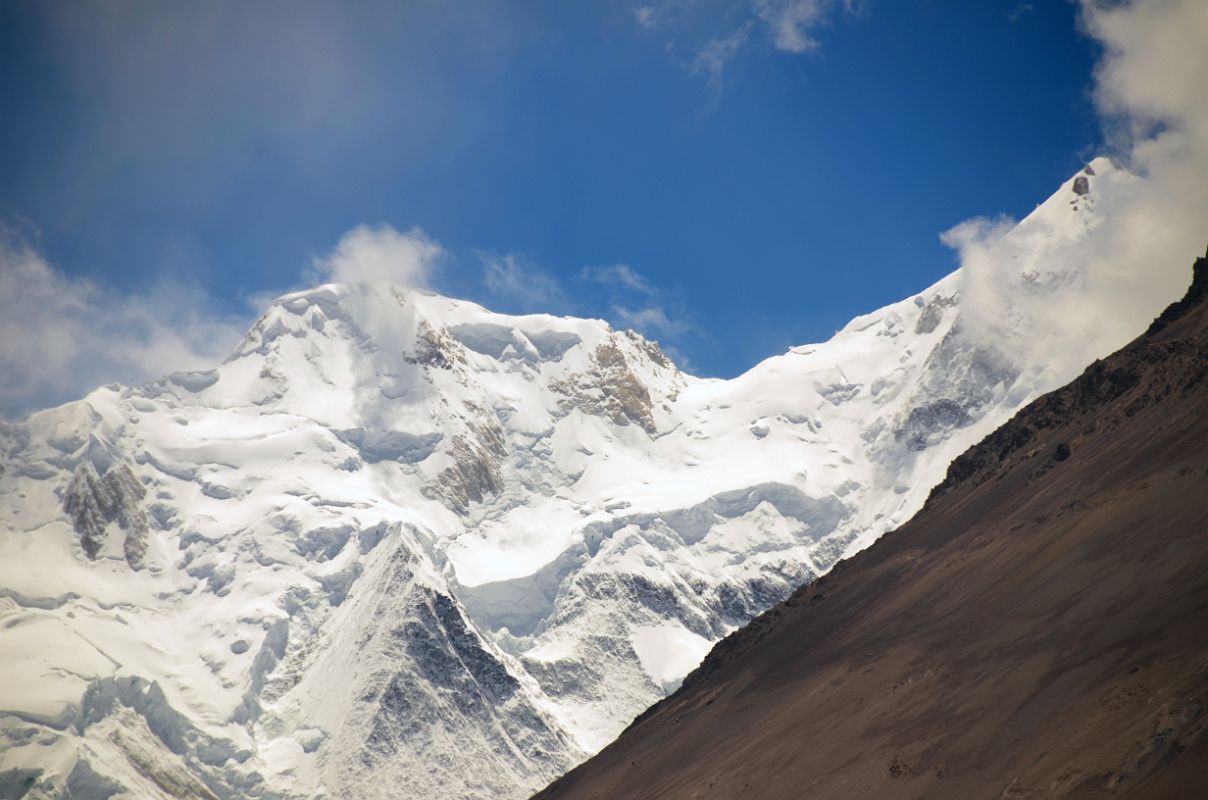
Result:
[1077, 0, 1208, 304]
[944, 0, 1208, 389]
[0, 234, 248, 419]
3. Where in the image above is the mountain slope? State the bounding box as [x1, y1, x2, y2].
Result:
[0, 159, 1171, 800]
[533, 250, 1208, 800]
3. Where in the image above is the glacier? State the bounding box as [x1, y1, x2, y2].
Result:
[0, 158, 1159, 799]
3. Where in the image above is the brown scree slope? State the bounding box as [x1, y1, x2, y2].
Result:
[534, 251, 1208, 800]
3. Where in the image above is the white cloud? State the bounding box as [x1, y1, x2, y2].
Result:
[1073, 0, 1208, 317]
[478, 255, 694, 345]
[0, 222, 444, 418]
[0, 234, 248, 419]
[1085, 0, 1208, 150]
[312, 224, 443, 286]
[943, 0, 1208, 391]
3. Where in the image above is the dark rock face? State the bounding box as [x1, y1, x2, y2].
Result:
[0, 768, 41, 800]
[893, 324, 1019, 454]
[425, 414, 508, 514]
[360, 584, 573, 793]
[62, 462, 149, 566]
[65, 759, 124, 800]
[930, 254, 1208, 503]
[913, 294, 957, 335]
[896, 399, 971, 451]
[404, 591, 520, 705]
[405, 321, 467, 370]
[1146, 251, 1208, 335]
[1073, 175, 1091, 195]
[587, 338, 656, 431]
[712, 575, 801, 630]
[551, 333, 662, 434]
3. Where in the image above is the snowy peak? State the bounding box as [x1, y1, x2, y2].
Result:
[1040, 155, 1124, 201]
[234, 282, 602, 366]
[218, 281, 682, 434]
[0, 158, 1169, 800]
[168, 281, 687, 517]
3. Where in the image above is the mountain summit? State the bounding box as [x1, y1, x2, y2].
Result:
[0, 161, 1182, 800]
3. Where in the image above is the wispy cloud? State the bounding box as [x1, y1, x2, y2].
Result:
[752, 0, 853, 54]
[633, 6, 659, 30]
[581, 263, 658, 297]
[479, 252, 570, 313]
[1006, 3, 1035, 23]
[582, 262, 694, 341]
[636, 0, 858, 92]
[691, 25, 752, 90]
[1076, 0, 1208, 300]
[612, 305, 691, 337]
[0, 230, 249, 419]
[0, 222, 441, 419]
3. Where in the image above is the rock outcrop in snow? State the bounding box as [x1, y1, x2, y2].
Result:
[0, 159, 1164, 800]
[63, 462, 149, 566]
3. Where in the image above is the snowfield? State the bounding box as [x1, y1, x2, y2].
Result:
[0, 159, 1158, 799]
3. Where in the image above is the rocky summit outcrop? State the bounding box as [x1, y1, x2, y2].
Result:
[533, 250, 1208, 800]
[62, 461, 149, 567]
[550, 332, 670, 435]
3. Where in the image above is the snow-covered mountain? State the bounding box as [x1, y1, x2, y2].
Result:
[0, 158, 1151, 800]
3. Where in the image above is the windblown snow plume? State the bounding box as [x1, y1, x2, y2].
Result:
[311, 225, 443, 287]
[945, 0, 1208, 391]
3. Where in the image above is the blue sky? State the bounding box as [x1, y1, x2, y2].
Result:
[0, 1, 1113, 411]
